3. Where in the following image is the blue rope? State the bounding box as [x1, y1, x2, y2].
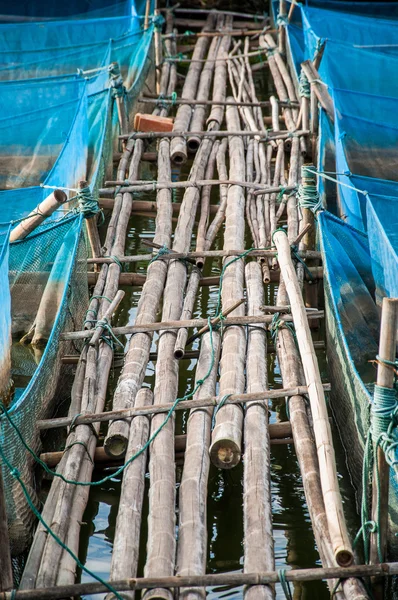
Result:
[278, 569, 293, 600]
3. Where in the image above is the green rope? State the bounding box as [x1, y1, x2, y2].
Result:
[95, 316, 125, 350]
[297, 165, 322, 214]
[148, 244, 172, 264]
[278, 569, 293, 600]
[298, 68, 310, 99]
[77, 186, 103, 222]
[212, 394, 233, 430]
[216, 247, 256, 315]
[103, 255, 123, 269]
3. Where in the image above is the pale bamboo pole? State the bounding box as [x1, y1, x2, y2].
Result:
[9, 190, 67, 242]
[187, 17, 223, 152]
[106, 388, 153, 600]
[170, 13, 216, 164]
[173, 267, 202, 359]
[195, 140, 220, 267]
[209, 100, 246, 470]
[273, 229, 353, 567]
[370, 299, 398, 569]
[177, 331, 221, 599]
[104, 138, 172, 457]
[244, 261, 274, 600]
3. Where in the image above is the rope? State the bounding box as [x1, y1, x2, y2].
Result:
[109, 62, 126, 98]
[212, 394, 233, 430]
[297, 173, 322, 215]
[305, 167, 368, 197]
[299, 68, 310, 99]
[77, 186, 103, 221]
[278, 569, 293, 600]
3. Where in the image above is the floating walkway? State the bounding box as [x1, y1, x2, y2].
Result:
[0, 2, 397, 599]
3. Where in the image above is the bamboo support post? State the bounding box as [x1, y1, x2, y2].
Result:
[9, 189, 67, 242]
[110, 62, 129, 136]
[195, 140, 219, 267]
[170, 13, 216, 164]
[273, 228, 353, 567]
[79, 180, 102, 267]
[370, 299, 398, 572]
[209, 101, 246, 470]
[244, 261, 274, 600]
[278, 0, 286, 54]
[89, 290, 125, 346]
[106, 388, 153, 599]
[177, 331, 221, 598]
[144, 0, 151, 30]
[173, 267, 202, 359]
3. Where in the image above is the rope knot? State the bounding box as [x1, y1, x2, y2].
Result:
[109, 62, 126, 98]
[299, 68, 310, 98]
[77, 186, 101, 219]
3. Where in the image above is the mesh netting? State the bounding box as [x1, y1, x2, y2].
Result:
[0, 0, 139, 20]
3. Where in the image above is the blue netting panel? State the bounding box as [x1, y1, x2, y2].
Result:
[0, 85, 88, 190]
[0, 226, 11, 399]
[302, 6, 398, 57]
[0, 0, 137, 20]
[303, 0, 398, 18]
[366, 194, 398, 305]
[1, 215, 88, 555]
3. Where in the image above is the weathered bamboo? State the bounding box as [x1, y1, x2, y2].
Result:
[195, 140, 219, 266]
[37, 385, 331, 431]
[110, 62, 129, 137]
[103, 179, 298, 195]
[79, 180, 102, 267]
[106, 388, 153, 600]
[9, 563, 398, 600]
[187, 19, 222, 152]
[186, 298, 245, 346]
[119, 129, 307, 141]
[100, 198, 220, 214]
[273, 229, 353, 567]
[9, 189, 67, 242]
[62, 310, 325, 341]
[0, 469, 12, 592]
[370, 299, 398, 569]
[103, 138, 172, 458]
[177, 331, 221, 599]
[173, 267, 202, 359]
[209, 101, 246, 470]
[170, 13, 216, 164]
[139, 96, 298, 108]
[244, 261, 274, 600]
[300, 60, 334, 122]
[89, 290, 125, 346]
[278, 0, 286, 53]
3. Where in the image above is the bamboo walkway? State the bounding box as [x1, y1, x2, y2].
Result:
[0, 3, 392, 600]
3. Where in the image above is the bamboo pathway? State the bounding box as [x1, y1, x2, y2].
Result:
[2, 4, 390, 600]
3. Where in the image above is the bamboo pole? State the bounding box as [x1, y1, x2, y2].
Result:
[139, 96, 298, 108]
[8, 563, 398, 600]
[273, 228, 353, 567]
[173, 267, 202, 359]
[89, 290, 125, 346]
[99, 198, 219, 214]
[170, 13, 216, 164]
[370, 299, 398, 571]
[195, 140, 219, 267]
[37, 385, 331, 431]
[103, 138, 173, 457]
[186, 299, 245, 346]
[209, 101, 246, 470]
[103, 180, 298, 194]
[119, 129, 308, 141]
[244, 261, 274, 600]
[187, 19, 222, 152]
[110, 62, 129, 137]
[79, 180, 102, 268]
[300, 60, 334, 122]
[9, 189, 68, 242]
[177, 331, 221, 598]
[106, 388, 153, 600]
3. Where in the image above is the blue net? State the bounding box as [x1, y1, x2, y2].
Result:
[0, 0, 153, 554]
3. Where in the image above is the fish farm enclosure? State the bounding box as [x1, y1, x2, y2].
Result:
[2, 0, 398, 599]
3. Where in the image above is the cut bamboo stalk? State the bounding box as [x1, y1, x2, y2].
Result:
[177, 331, 221, 599]
[61, 310, 325, 341]
[9, 563, 394, 599]
[89, 290, 125, 346]
[300, 60, 334, 122]
[273, 229, 353, 567]
[186, 298, 245, 346]
[278, 0, 286, 53]
[144, 0, 151, 29]
[187, 19, 222, 152]
[37, 385, 331, 431]
[244, 261, 274, 600]
[106, 388, 153, 600]
[173, 267, 202, 359]
[370, 298, 398, 569]
[103, 138, 173, 458]
[170, 13, 216, 164]
[196, 140, 219, 267]
[209, 100, 246, 470]
[9, 190, 67, 242]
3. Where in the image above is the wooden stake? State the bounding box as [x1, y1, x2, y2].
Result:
[370, 299, 398, 576]
[273, 229, 353, 567]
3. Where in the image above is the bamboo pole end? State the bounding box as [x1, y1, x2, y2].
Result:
[103, 432, 129, 458]
[335, 548, 354, 568]
[209, 440, 241, 469]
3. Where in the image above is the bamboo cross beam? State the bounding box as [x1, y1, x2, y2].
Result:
[89, 290, 125, 346]
[164, 8, 270, 19]
[86, 249, 321, 263]
[6, 562, 398, 599]
[162, 48, 268, 62]
[139, 95, 299, 108]
[185, 298, 245, 346]
[61, 310, 325, 341]
[102, 181, 299, 195]
[300, 60, 334, 122]
[162, 29, 271, 39]
[119, 129, 309, 140]
[37, 384, 331, 431]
